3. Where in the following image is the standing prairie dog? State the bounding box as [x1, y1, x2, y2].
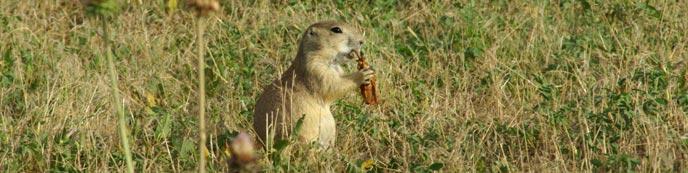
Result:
[253, 21, 374, 149]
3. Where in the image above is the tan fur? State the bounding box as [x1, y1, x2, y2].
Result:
[253, 21, 374, 149]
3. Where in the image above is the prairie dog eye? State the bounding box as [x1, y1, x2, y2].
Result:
[330, 27, 342, 33]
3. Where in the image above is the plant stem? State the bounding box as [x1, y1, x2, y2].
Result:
[196, 16, 207, 173]
[102, 16, 135, 173]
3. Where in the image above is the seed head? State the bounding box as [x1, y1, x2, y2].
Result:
[229, 133, 257, 163]
[187, 0, 220, 17]
[83, 0, 120, 17]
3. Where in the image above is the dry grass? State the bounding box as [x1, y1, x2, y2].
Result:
[1, 0, 687, 172]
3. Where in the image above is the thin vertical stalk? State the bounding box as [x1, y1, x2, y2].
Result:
[102, 16, 135, 173]
[196, 16, 207, 173]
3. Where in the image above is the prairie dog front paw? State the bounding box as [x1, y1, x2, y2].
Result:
[356, 66, 375, 85]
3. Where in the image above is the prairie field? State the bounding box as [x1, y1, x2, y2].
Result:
[1, 0, 688, 172]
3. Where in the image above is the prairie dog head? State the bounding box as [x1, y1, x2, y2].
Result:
[298, 21, 364, 64]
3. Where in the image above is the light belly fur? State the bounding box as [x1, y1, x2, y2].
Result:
[318, 106, 336, 147]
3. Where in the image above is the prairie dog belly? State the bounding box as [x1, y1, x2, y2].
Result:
[318, 106, 336, 147]
[292, 96, 334, 144]
[290, 99, 334, 147]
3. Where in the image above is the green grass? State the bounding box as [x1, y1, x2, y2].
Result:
[1, 0, 687, 172]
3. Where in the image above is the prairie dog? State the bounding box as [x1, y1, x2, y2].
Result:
[253, 21, 374, 149]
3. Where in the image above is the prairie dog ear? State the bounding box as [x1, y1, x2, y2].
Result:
[308, 28, 317, 36]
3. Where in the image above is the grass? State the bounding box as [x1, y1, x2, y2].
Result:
[1, 0, 687, 172]
[99, 13, 136, 173]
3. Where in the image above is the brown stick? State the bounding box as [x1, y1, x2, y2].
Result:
[353, 50, 380, 105]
